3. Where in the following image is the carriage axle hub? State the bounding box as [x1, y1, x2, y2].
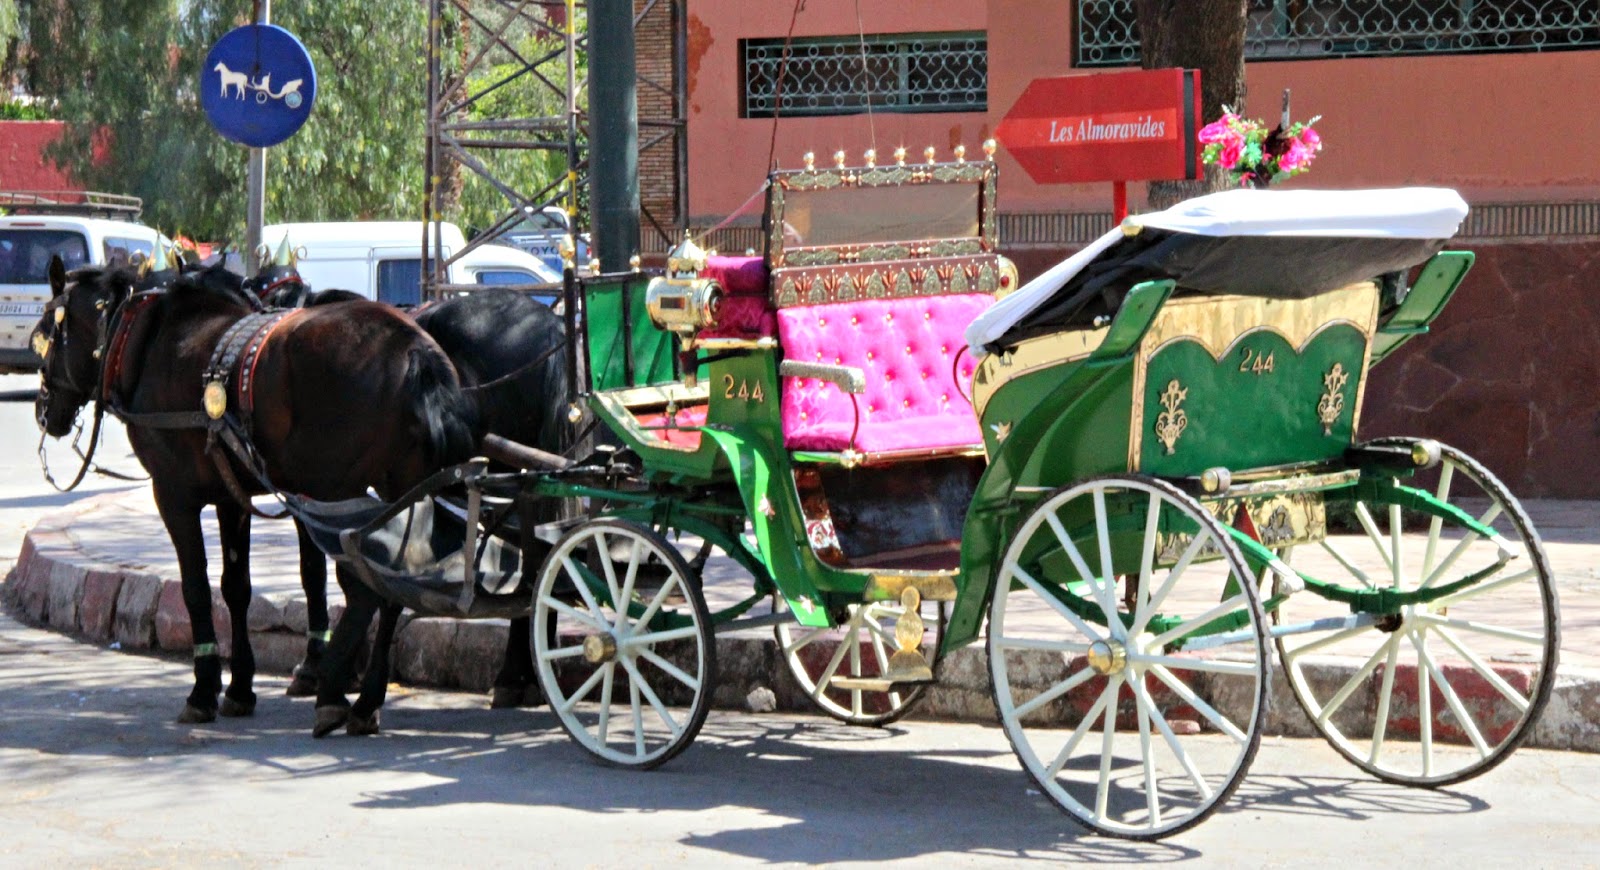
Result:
[1086, 640, 1128, 675]
[582, 634, 619, 664]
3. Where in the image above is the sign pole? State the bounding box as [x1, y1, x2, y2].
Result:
[1112, 181, 1128, 224]
[245, 0, 271, 272]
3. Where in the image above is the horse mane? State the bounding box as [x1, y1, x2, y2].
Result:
[169, 264, 261, 311]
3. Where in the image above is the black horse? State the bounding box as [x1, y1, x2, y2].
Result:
[34, 259, 481, 725]
[248, 263, 576, 729]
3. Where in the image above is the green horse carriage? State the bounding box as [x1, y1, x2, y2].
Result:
[333, 146, 1559, 839]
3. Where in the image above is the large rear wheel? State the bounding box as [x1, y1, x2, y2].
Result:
[1273, 440, 1559, 785]
[988, 476, 1268, 839]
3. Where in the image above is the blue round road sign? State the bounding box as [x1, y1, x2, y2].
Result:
[201, 24, 318, 148]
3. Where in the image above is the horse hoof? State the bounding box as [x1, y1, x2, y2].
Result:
[285, 670, 319, 698]
[345, 710, 380, 737]
[312, 705, 350, 738]
[219, 695, 256, 718]
[177, 703, 216, 724]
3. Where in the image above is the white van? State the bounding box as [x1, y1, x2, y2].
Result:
[0, 193, 170, 373]
[262, 221, 562, 308]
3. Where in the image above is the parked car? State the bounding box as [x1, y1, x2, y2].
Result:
[261, 221, 562, 308]
[500, 205, 590, 274]
[0, 191, 170, 373]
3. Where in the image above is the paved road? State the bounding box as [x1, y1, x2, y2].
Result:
[2, 610, 1599, 867]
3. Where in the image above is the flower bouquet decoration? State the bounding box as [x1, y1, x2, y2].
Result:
[1198, 92, 1322, 188]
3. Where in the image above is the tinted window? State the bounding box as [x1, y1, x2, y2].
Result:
[0, 230, 91, 283]
[375, 258, 423, 306]
[473, 269, 540, 286]
[104, 237, 153, 268]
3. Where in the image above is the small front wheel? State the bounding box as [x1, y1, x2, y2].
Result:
[775, 595, 946, 727]
[988, 476, 1268, 839]
[533, 519, 715, 769]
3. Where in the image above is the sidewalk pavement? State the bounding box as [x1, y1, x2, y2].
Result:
[5, 487, 1598, 750]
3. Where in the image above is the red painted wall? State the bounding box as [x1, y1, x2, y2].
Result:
[0, 121, 77, 192]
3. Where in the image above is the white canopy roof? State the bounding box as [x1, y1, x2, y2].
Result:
[967, 187, 1469, 353]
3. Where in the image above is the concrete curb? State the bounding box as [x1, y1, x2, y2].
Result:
[5, 494, 1597, 753]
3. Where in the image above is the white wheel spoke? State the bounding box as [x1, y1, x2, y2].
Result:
[1420, 529, 1485, 591]
[1368, 634, 1403, 766]
[1135, 654, 1258, 676]
[1319, 538, 1376, 588]
[1095, 674, 1122, 822]
[993, 637, 1092, 654]
[1149, 664, 1248, 743]
[1418, 633, 1434, 777]
[634, 573, 682, 629]
[1353, 503, 1397, 577]
[561, 555, 606, 615]
[614, 538, 643, 630]
[1316, 635, 1397, 725]
[558, 665, 609, 715]
[1413, 629, 1491, 759]
[626, 625, 700, 646]
[1422, 463, 1456, 578]
[545, 597, 610, 632]
[638, 648, 701, 693]
[1089, 489, 1121, 631]
[1389, 504, 1404, 588]
[1281, 622, 1375, 661]
[1147, 593, 1251, 652]
[1432, 626, 1532, 712]
[1131, 533, 1208, 636]
[1007, 563, 1103, 641]
[782, 624, 830, 656]
[1013, 663, 1098, 721]
[596, 663, 615, 747]
[631, 679, 645, 757]
[1136, 671, 1160, 830]
[623, 658, 683, 738]
[540, 643, 589, 662]
[811, 631, 855, 699]
[849, 631, 864, 717]
[1045, 683, 1113, 776]
[1131, 675, 1213, 801]
[1137, 492, 1160, 623]
[1434, 567, 1536, 607]
[596, 531, 621, 605]
[1419, 614, 1545, 645]
[1044, 509, 1116, 632]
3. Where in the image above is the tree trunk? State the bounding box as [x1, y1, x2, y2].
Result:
[1136, 0, 1247, 209]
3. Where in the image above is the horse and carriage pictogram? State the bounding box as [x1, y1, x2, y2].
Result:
[32, 146, 1558, 839]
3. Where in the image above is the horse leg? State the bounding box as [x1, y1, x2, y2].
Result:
[215, 500, 257, 717]
[154, 494, 223, 724]
[491, 616, 544, 709]
[347, 602, 402, 736]
[313, 564, 376, 737]
[286, 517, 329, 697]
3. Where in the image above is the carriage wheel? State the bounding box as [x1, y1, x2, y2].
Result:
[988, 476, 1268, 839]
[774, 595, 947, 727]
[1273, 440, 1558, 786]
[532, 519, 716, 769]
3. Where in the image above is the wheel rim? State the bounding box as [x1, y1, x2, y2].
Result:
[533, 519, 715, 768]
[988, 476, 1267, 839]
[775, 596, 946, 726]
[1273, 442, 1559, 785]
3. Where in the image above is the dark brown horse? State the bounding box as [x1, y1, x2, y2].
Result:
[34, 259, 480, 725]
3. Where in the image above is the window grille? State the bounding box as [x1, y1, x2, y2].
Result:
[741, 32, 987, 118]
[1076, 0, 1600, 66]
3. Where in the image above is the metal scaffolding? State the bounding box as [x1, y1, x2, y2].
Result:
[422, 0, 686, 299]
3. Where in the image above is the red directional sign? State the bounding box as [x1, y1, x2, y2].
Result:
[996, 68, 1202, 185]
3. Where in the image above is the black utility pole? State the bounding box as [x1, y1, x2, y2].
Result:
[588, 0, 641, 272]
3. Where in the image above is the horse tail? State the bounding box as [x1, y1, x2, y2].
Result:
[405, 346, 481, 469]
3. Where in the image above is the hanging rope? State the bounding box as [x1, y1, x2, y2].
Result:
[765, 0, 807, 173]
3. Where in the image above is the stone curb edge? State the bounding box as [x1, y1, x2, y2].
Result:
[6, 515, 1596, 753]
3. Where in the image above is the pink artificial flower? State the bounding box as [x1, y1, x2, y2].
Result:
[1278, 140, 1312, 172]
[1197, 114, 1241, 144]
[1219, 138, 1244, 170]
[1300, 126, 1321, 152]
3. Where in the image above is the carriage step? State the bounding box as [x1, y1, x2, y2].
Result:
[829, 675, 937, 692]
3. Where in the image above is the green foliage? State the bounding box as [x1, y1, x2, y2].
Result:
[23, 1, 426, 240]
[452, 8, 588, 233]
[0, 100, 47, 120]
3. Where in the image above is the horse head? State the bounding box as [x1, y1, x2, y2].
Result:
[246, 262, 312, 308]
[34, 257, 137, 437]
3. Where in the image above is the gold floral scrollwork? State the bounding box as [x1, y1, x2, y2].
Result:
[1317, 362, 1349, 435]
[1154, 379, 1189, 454]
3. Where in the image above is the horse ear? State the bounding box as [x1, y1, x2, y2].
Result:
[48, 255, 67, 297]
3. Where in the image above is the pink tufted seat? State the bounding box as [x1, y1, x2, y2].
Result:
[700, 255, 776, 340]
[778, 293, 993, 454]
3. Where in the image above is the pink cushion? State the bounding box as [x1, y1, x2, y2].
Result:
[701, 255, 775, 339]
[633, 404, 708, 450]
[778, 294, 992, 453]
